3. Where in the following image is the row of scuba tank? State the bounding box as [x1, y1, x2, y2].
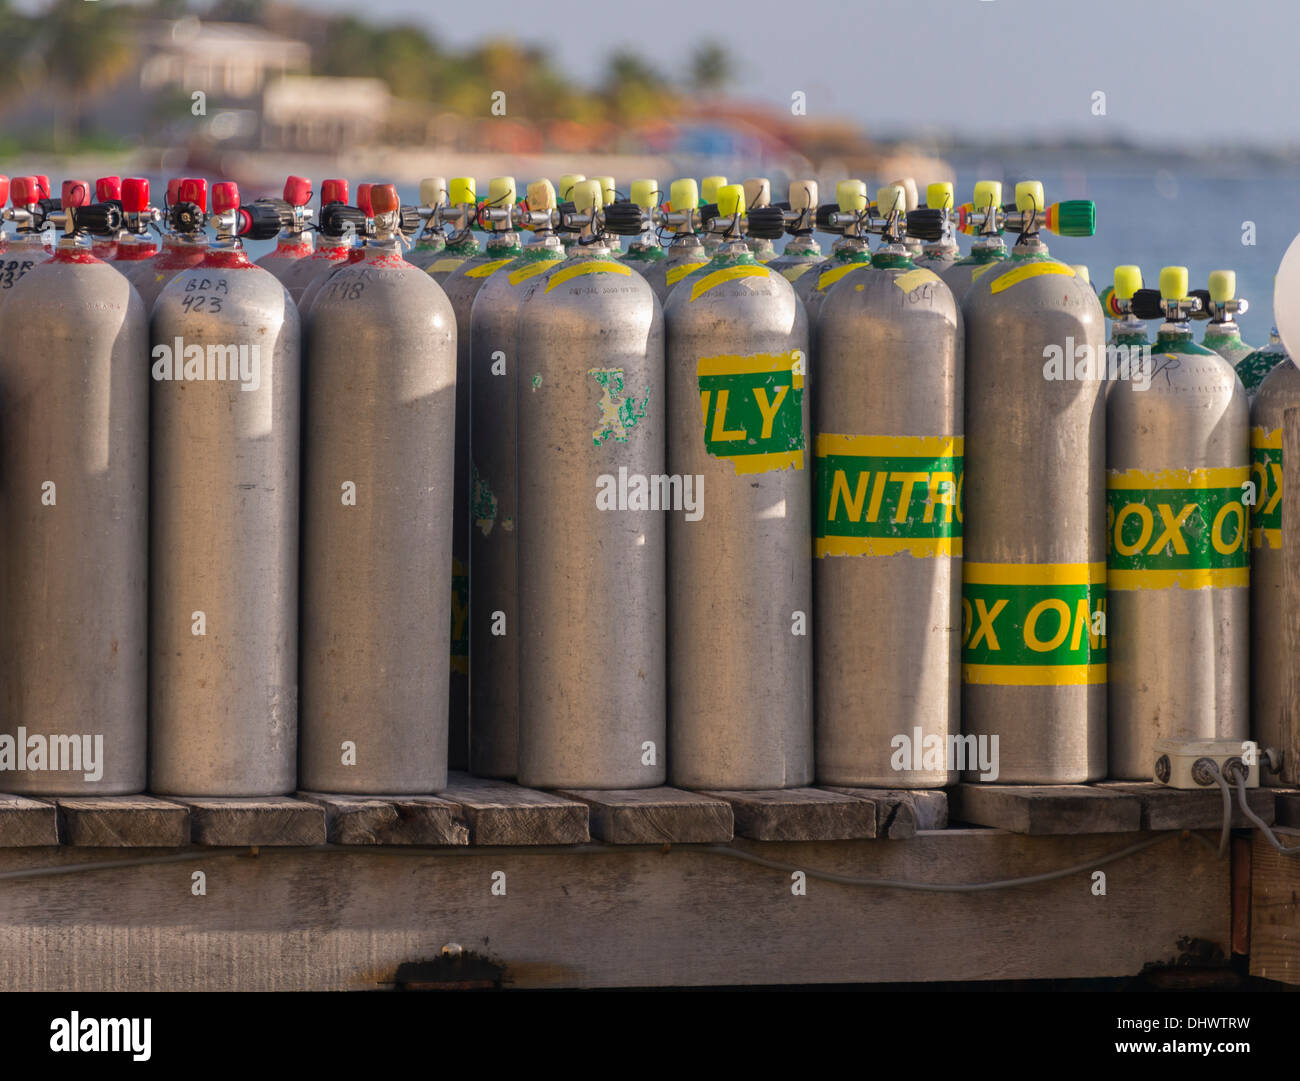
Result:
[0, 166, 1289, 797]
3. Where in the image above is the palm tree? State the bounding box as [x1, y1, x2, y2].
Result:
[689, 42, 734, 95]
[36, 0, 135, 149]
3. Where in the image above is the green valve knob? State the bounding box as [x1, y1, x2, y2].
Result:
[1047, 200, 1096, 237]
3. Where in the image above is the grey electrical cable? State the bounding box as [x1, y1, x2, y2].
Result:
[1233, 771, 1300, 855]
[701, 832, 1183, 892]
[1212, 769, 1234, 858]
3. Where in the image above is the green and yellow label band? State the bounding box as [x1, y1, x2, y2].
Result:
[962, 562, 1107, 686]
[1251, 428, 1282, 550]
[1107, 466, 1250, 589]
[814, 434, 963, 557]
[698, 352, 805, 474]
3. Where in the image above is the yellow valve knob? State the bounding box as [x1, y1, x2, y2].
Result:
[488, 176, 516, 204]
[449, 177, 476, 206]
[1113, 265, 1143, 300]
[973, 180, 1002, 212]
[419, 177, 448, 207]
[716, 183, 746, 218]
[701, 176, 728, 203]
[1071, 265, 1090, 284]
[558, 173, 586, 201]
[789, 179, 818, 211]
[571, 179, 601, 213]
[526, 178, 556, 212]
[593, 176, 616, 206]
[926, 181, 954, 210]
[669, 178, 699, 212]
[836, 178, 868, 213]
[1208, 269, 1236, 303]
[743, 177, 771, 209]
[1015, 180, 1044, 213]
[890, 177, 919, 211]
[876, 184, 906, 218]
[1159, 265, 1189, 301]
[630, 179, 660, 210]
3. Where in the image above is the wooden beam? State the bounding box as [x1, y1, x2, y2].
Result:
[699, 788, 876, 841]
[441, 773, 588, 845]
[297, 793, 467, 846]
[1274, 789, 1300, 828]
[174, 797, 327, 847]
[555, 788, 732, 844]
[1095, 782, 1274, 831]
[949, 784, 1142, 835]
[821, 787, 948, 838]
[54, 796, 190, 847]
[1248, 829, 1300, 986]
[0, 793, 59, 847]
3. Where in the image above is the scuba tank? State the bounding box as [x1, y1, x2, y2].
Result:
[278, 179, 357, 305]
[406, 176, 449, 271]
[914, 181, 960, 271]
[890, 176, 924, 260]
[637, 178, 708, 304]
[961, 180, 1105, 784]
[112, 177, 161, 267]
[514, 179, 666, 789]
[426, 177, 481, 283]
[742, 177, 777, 263]
[126, 177, 210, 310]
[0, 189, 148, 794]
[1, 175, 54, 303]
[556, 173, 586, 255]
[1238, 326, 1290, 401]
[254, 175, 315, 282]
[91, 176, 124, 259]
[1108, 268, 1249, 779]
[765, 179, 823, 281]
[700, 175, 728, 253]
[149, 181, 299, 796]
[439, 175, 525, 770]
[1248, 333, 1300, 783]
[467, 179, 567, 779]
[663, 183, 812, 789]
[940, 180, 1006, 304]
[300, 183, 457, 793]
[621, 179, 666, 268]
[813, 184, 963, 787]
[793, 179, 871, 344]
[1197, 269, 1253, 367]
[1100, 265, 1151, 393]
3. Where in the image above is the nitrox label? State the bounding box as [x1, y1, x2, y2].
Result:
[697, 352, 805, 473]
[1107, 467, 1250, 589]
[814, 434, 963, 557]
[1251, 429, 1282, 550]
[450, 558, 468, 675]
[962, 563, 1107, 686]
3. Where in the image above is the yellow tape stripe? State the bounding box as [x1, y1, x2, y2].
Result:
[963, 561, 1107, 585]
[1107, 466, 1250, 489]
[815, 433, 963, 457]
[723, 450, 804, 475]
[963, 663, 1107, 686]
[1109, 567, 1248, 590]
[666, 261, 708, 285]
[817, 262, 867, 292]
[689, 265, 770, 301]
[969, 261, 1002, 283]
[427, 257, 468, 274]
[465, 257, 516, 279]
[508, 259, 561, 285]
[545, 260, 632, 292]
[893, 267, 941, 294]
[781, 263, 817, 281]
[817, 537, 961, 558]
[698, 353, 800, 378]
[1253, 528, 1282, 550]
[989, 261, 1076, 294]
[1252, 427, 1283, 449]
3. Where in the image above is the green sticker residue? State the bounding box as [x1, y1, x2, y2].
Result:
[472, 463, 498, 536]
[590, 368, 650, 446]
[531, 373, 543, 392]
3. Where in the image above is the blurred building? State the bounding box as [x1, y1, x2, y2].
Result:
[139, 17, 310, 100]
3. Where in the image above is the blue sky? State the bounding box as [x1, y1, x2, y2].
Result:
[280, 0, 1295, 147]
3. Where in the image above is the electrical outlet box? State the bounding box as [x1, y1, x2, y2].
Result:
[1152, 738, 1260, 789]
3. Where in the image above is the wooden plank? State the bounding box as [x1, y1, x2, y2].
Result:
[698, 787, 875, 841]
[0, 793, 59, 847]
[1095, 781, 1275, 831]
[173, 797, 327, 847]
[55, 796, 190, 847]
[821, 787, 948, 839]
[556, 787, 732, 844]
[1248, 829, 1300, 986]
[1284, 406, 1300, 786]
[297, 793, 468, 846]
[1231, 834, 1251, 956]
[0, 829, 1228, 989]
[440, 773, 588, 845]
[949, 784, 1141, 835]
[1274, 790, 1300, 828]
